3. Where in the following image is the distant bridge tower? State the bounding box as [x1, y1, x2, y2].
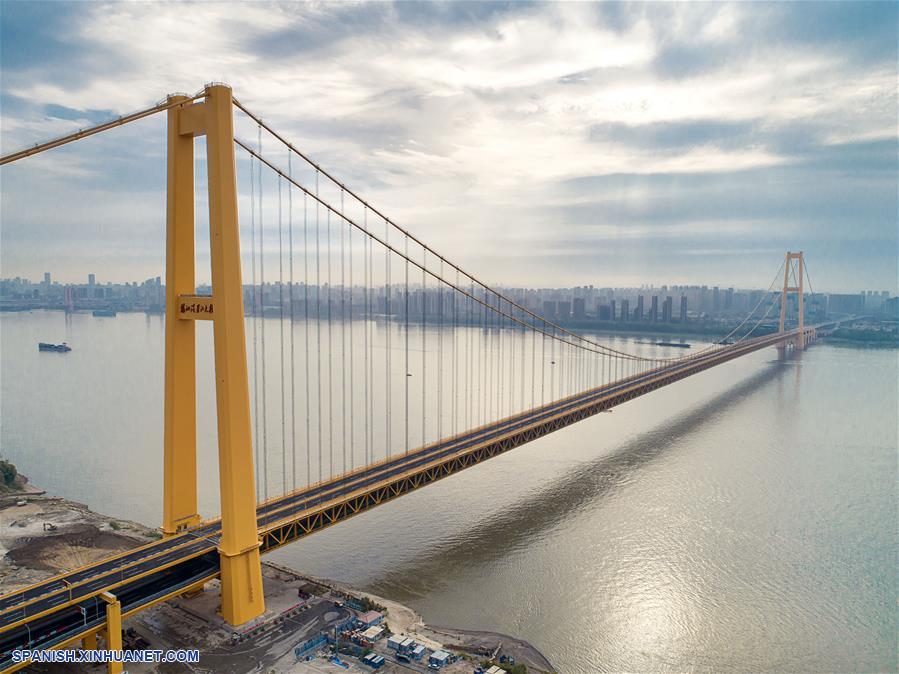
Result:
[162, 84, 264, 625]
[778, 251, 805, 349]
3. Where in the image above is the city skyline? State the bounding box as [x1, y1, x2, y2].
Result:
[1, 2, 896, 292]
[4, 268, 894, 297]
[4, 270, 890, 323]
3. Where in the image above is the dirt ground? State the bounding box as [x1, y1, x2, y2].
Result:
[0, 489, 156, 591]
[281, 569, 556, 673]
[1, 490, 557, 674]
[423, 626, 556, 673]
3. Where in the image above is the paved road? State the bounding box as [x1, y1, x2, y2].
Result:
[186, 601, 351, 674]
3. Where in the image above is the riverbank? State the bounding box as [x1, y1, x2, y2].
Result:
[2, 484, 556, 674]
[313, 569, 555, 673]
[0, 475, 158, 592]
[822, 330, 899, 347]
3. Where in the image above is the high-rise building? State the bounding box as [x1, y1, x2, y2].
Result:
[713, 286, 721, 312]
[662, 296, 673, 323]
[88, 273, 96, 286]
[620, 299, 629, 322]
[680, 295, 687, 323]
[43, 272, 51, 284]
[609, 300, 616, 322]
[573, 297, 586, 319]
[650, 295, 659, 322]
[827, 293, 864, 315]
[635, 295, 644, 320]
[542, 300, 557, 320]
[598, 304, 611, 321]
[557, 301, 571, 319]
[808, 294, 825, 320]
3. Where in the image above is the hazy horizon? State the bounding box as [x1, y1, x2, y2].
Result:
[1, 269, 886, 297]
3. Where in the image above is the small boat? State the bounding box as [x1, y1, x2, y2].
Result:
[655, 341, 691, 348]
[92, 309, 116, 317]
[38, 342, 71, 352]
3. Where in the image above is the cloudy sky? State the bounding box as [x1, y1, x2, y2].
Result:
[1, 1, 896, 292]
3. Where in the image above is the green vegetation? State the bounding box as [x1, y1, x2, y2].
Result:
[483, 660, 528, 674]
[355, 594, 387, 613]
[0, 459, 17, 486]
[0, 459, 21, 492]
[109, 520, 122, 530]
[829, 328, 899, 345]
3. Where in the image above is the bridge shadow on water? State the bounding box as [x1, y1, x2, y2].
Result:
[366, 353, 800, 598]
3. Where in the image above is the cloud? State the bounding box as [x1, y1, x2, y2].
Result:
[0, 1, 896, 292]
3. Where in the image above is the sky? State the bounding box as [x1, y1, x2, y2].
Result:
[0, 1, 896, 292]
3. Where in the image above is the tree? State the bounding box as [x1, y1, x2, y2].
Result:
[0, 460, 18, 487]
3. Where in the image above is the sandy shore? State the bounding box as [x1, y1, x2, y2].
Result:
[1, 484, 556, 673]
[0, 478, 158, 592]
[265, 563, 556, 672]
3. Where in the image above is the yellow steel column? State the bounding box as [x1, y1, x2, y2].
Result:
[162, 95, 200, 536]
[100, 592, 123, 674]
[82, 632, 97, 649]
[778, 251, 790, 335]
[796, 251, 805, 349]
[203, 83, 265, 625]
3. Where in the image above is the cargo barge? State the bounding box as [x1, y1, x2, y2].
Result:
[38, 342, 71, 352]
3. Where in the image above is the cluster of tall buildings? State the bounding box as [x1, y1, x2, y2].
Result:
[510, 284, 895, 325]
[541, 293, 688, 324]
[1, 273, 895, 323]
[0, 273, 165, 312]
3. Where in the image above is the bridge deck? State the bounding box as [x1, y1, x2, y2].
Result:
[0, 325, 825, 668]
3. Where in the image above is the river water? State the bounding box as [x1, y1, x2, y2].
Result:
[1, 311, 895, 672]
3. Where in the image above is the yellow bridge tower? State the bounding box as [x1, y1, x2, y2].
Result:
[162, 84, 265, 625]
[778, 250, 806, 349]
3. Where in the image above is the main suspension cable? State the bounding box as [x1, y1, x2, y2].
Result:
[238, 129, 782, 371]
[234, 138, 661, 363]
[232, 102, 680, 363]
[803, 258, 815, 297]
[1, 93, 205, 165]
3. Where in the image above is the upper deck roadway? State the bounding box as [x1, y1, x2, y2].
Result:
[0, 325, 825, 669]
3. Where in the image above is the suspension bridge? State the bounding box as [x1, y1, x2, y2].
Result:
[0, 84, 840, 673]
